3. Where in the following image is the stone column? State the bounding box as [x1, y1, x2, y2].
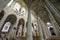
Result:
[27, 10, 33, 40]
[44, 3, 60, 36]
[37, 17, 44, 40]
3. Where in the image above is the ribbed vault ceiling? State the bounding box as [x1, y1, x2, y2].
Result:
[23, 0, 50, 23]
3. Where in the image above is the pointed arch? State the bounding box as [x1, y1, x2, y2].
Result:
[1, 14, 17, 33]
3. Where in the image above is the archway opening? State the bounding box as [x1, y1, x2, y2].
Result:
[32, 23, 40, 40]
[49, 27, 56, 36]
[0, 14, 17, 38]
[16, 18, 25, 37]
[1, 15, 17, 33]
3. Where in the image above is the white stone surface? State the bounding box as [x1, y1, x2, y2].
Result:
[2, 22, 11, 32]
